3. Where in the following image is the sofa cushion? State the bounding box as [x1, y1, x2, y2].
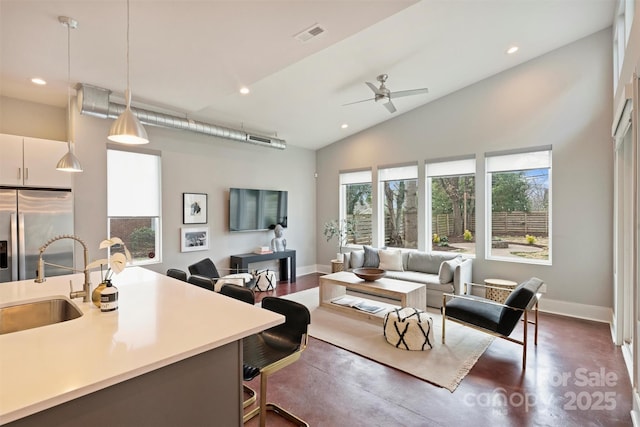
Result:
[378, 248, 404, 271]
[363, 245, 380, 267]
[349, 250, 365, 269]
[407, 252, 458, 274]
[438, 258, 461, 284]
[385, 270, 436, 284]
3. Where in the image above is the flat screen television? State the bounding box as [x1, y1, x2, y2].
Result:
[229, 188, 288, 232]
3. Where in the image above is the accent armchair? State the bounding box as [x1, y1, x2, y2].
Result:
[166, 268, 188, 282]
[188, 258, 254, 291]
[442, 277, 543, 368]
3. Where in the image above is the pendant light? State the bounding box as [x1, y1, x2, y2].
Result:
[108, 0, 149, 144]
[56, 16, 83, 173]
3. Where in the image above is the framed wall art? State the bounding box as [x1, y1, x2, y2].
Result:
[181, 227, 209, 252]
[183, 192, 208, 224]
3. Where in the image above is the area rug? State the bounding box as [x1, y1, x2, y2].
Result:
[280, 287, 494, 392]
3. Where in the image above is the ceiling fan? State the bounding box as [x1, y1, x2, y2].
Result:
[343, 74, 429, 113]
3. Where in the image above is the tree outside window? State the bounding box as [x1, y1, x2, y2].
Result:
[427, 158, 476, 255]
[340, 170, 372, 246]
[431, 175, 475, 254]
[379, 165, 418, 249]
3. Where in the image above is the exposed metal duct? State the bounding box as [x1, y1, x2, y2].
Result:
[76, 83, 286, 150]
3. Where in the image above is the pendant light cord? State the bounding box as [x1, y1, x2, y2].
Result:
[126, 0, 131, 107]
[66, 19, 72, 150]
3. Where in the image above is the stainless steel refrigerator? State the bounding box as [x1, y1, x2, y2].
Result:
[0, 189, 74, 283]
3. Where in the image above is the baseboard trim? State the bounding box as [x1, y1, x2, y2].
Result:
[536, 298, 612, 323]
[632, 391, 640, 427]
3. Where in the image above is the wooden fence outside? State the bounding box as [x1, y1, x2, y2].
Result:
[347, 210, 548, 243]
[490, 211, 548, 236]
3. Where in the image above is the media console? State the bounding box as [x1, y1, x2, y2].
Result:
[230, 249, 296, 282]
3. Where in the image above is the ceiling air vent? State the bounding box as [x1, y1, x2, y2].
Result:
[247, 134, 286, 149]
[294, 23, 326, 43]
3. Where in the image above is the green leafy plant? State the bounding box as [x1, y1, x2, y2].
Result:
[463, 229, 473, 241]
[130, 227, 155, 257]
[323, 218, 355, 252]
[438, 236, 449, 247]
[525, 234, 536, 245]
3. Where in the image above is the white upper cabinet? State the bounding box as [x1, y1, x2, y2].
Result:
[0, 134, 72, 188]
[0, 134, 23, 186]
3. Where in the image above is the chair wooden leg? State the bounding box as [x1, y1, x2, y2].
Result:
[534, 300, 539, 345]
[441, 297, 446, 343]
[522, 310, 528, 369]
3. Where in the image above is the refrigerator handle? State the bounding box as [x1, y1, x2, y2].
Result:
[10, 213, 18, 281]
[18, 213, 26, 280]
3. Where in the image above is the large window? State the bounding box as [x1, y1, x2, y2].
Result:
[427, 158, 476, 255]
[485, 148, 551, 264]
[107, 148, 161, 265]
[378, 165, 418, 249]
[339, 170, 372, 246]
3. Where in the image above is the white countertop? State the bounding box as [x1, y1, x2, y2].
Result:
[0, 267, 284, 424]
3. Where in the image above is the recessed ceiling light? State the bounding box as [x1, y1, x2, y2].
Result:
[239, 87, 250, 95]
[506, 46, 519, 55]
[31, 77, 47, 85]
[341, 123, 348, 129]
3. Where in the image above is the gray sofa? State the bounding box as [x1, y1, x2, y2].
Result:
[342, 246, 473, 308]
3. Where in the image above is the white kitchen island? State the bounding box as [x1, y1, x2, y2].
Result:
[0, 267, 283, 426]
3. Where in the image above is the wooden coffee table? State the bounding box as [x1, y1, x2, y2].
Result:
[319, 271, 427, 323]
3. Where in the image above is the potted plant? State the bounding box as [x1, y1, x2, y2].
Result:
[323, 218, 355, 262]
[87, 237, 132, 307]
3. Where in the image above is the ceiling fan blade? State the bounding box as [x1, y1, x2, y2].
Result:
[390, 88, 429, 99]
[342, 97, 376, 106]
[384, 100, 397, 114]
[366, 82, 382, 95]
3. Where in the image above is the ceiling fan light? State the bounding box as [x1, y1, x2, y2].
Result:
[108, 106, 149, 144]
[56, 149, 83, 172]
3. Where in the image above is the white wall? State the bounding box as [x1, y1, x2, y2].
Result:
[72, 111, 317, 277]
[316, 29, 614, 313]
[0, 96, 66, 140]
[0, 95, 317, 278]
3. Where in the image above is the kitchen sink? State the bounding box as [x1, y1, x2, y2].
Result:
[0, 297, 83, 335]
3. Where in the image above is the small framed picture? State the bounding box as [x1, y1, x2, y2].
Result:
[181, 227, 209, 252]
[183, 193, 207, 224]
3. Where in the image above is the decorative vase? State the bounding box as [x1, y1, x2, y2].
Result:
[92, 280, 110, 307]
[100, 280, 119, 312]
[336, 252, 344, 262]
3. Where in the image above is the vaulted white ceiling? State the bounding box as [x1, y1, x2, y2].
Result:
[0, 0, 615, 150]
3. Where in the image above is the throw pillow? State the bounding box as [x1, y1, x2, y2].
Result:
[438, 258, 461, 284]
[378, 249, 404, 271]
[363, 245, 380, 267]
[349, 250, 365, 269]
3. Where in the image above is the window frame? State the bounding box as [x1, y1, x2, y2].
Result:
[339, 169, 372, 247]
[377, 163, 419, 250]
[426, 157, 476, 257]
[107, 146, 162, 266]
[485, 147, 552, 265]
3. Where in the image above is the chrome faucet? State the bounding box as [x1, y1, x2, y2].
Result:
[35, 234, 91, 303]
